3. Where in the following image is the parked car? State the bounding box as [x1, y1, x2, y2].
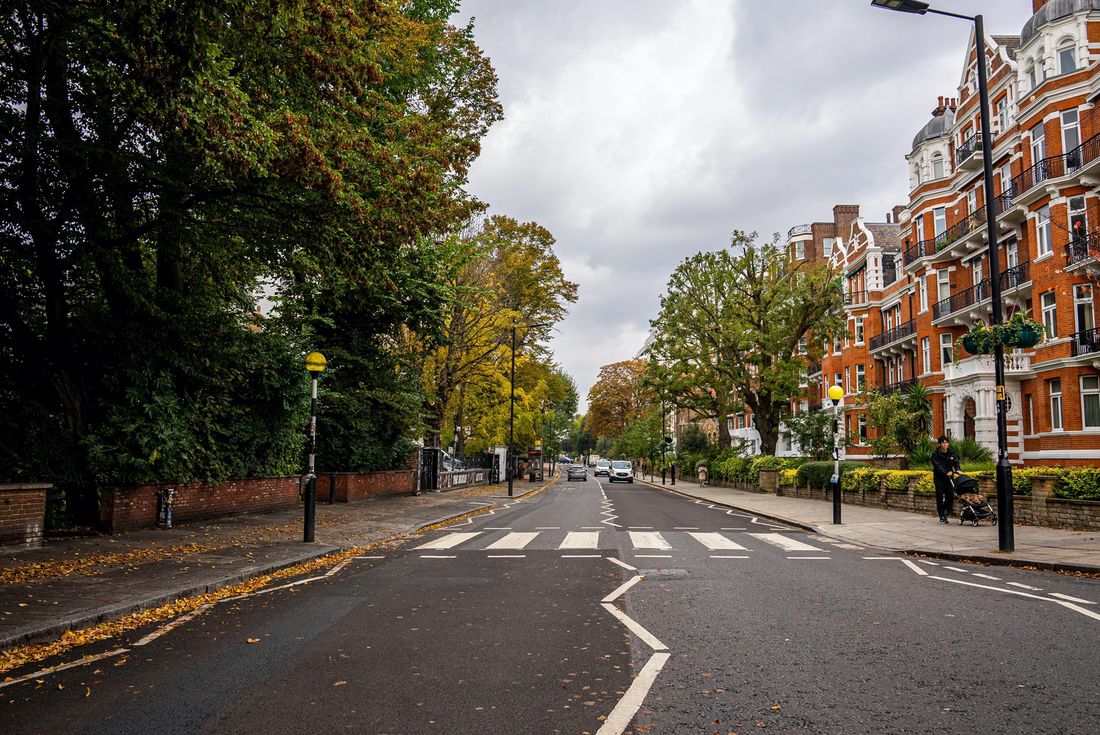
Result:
[608, 460, 634, 483]
[594, 459, 611, 476]
[567, 464, 587, 482]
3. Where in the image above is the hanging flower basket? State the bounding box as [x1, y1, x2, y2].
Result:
[1006, 324, 1042, 348]
[958, 325, 997, 356]
[957, 312, 1046, 356]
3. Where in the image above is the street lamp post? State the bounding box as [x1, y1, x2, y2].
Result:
[303, 351, 327, 542]
[827, 384, 845, 524]
[508, 322, 550, 497]
[871, 0, 1014, 551]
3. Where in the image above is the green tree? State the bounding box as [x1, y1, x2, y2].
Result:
[648, 232, 844, 455]
[783, 408, 838, 462]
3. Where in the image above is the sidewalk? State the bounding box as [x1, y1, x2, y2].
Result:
[0, 479, 549, 651]
[642, 477, 1100, 574]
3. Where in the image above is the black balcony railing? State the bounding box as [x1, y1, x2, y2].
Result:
[1011, 132, 1100, 197]
[1071, 327, 1100, 356]
[788, 224, 812, 240]
[933, 278, 990, 320]
[880, 379, 917, 396]
[807, 361, 822, 377]
[869, 319, 916, 351]
[1066, 231, 1100, 265]
[903, 238, 935, 266]
[844, 290, 868, 306]
[956, 132, 983, 166]
[1000, 261, 1031, 291]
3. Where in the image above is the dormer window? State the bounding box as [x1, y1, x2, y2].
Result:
[1058, 42, 1076, 75]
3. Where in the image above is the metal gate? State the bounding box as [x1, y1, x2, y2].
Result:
[418, 448, 440, 493]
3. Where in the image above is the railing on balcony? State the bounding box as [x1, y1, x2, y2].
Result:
[1000, 261, 1030, 291]
[879, 379, 917, 396]
[1066, 231, 1100, 265]
[956, 132, 983, 166]
[869, 319, 916, 351]
[844, 290, 868, 306]
[807, 361, 822, 377]
[1010, 132, 1100, 198]
[787, 224, 812, 240]
[933, 278, 990, 320]
[903, 238, 935, 266]
[1071, 326, 1100, 357]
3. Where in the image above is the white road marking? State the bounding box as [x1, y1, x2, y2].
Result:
[787, 556, 831, 560]
[608, 557, 637, 571]
[595, 652, 670, 735]
[688, 532, 749, 551]
[0, 648, 131, 690]
[931, 576, 1100, 622]
[749, 533, 824, 552]
[485, 532, 539, 550]
[836, 543, 864, 550]
[418, 555, 457, 559]
[1007, 582, 1043, 591]
[902, 559, 929, 576]
[582, 526, 604, 530]
[603, 575, 643, 603]
[487, 554, 525, 558]
[353, 555, 386, 559]
[485, 527, 511, 530]
[721, 527, 747, 531]
[972, 573, 1001, 581]
[562, 554, 602, 558]
[634, 554, 672, 558]
[1050, 593, 1096, 605]
[628, 526, 654, 530]
[600, 603, 667, 651]
[710, 555, 750, 559]
[863, 556, 899, 560]
[535, 526, 560, 530]
[413, 532, 480, 550]
[674, 527, 700, 530]
[559, 531, 600, 549]
[918, 560, 941, 566]
[629, 531, 672, 549]
[943, 566, 970, 573]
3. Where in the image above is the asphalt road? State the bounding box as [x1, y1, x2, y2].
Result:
[3, 476, 1099, 734]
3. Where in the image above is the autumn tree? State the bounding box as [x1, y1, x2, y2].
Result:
[587, 359, 651, 440]
[648, 232, 844, 455]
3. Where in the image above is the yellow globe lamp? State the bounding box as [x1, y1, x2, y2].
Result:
[305, 351, 327, 373]
[827, 385, 844, 403]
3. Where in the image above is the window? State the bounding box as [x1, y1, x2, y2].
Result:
[855, 317, 865, 345]
[798, 336, 808, 354]
[931, 154, 944, 180]
[1027, 394, 1034, 436]
[1036, 205, 1051, 257]
[1005, 238, 1018, 271]
[937, 270, 951, 302]
[1083, 376, 1100, 428]
[794, 241, 805, 260]
[940, 332, 953, 367]
[1049, 378, 1063, 431]
[1042, 291, 1058, 339]
[834, 372, 842, 389]
[933, 207, 947, 237]
[1030, 122, 1045, 165]
[1063, 110, 1081, 166]
[967, 188, 978, 215]
[1075, 284, 1094, 333]
[1059, 43, 1077, 75]
[1027, 61, 1039, 91]
[995, 98, 1008, 135]
[919, 275, 928, 312]
[922, 337, 931, 374]
[971, 257, 983, 288]
[822, 237, 834, 258]
[856, 364, 866, 391]
[1070, 196, 1087, 244]
[857, 414, 867, 444]
[1000, 163, 1013, 197]
[845, 367, 851, 394]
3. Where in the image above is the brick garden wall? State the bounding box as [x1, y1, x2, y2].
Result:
[327, 471, 416, 502]
[0, 484, 49, 549]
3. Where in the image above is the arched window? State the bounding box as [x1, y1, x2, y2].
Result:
[1058, 40, 1076, 75]
[1026, 60, 1039, 91]
[931, 153, 945, 180]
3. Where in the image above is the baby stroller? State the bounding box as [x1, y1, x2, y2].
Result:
[952, 473, 997, 526]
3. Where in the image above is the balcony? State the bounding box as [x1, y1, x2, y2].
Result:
[933, 278, 990, 321]
[788, 224, 812, 240]
[1065, 231, 1100, 274]
[1000, 261, 1030, 292]
[807, 361, 822, 378]
[1009, 132, 1100, 205]
[956, 132, 984, 170]
[869, 319, 916, 352]
[879, 379, 917, 396]
[903, 238, 936, 266]
[943, 352, 1031, 381]
[844, 290, 868, 306]
[1071, 327, 1100, 357]
[931, 194, 1016, 260]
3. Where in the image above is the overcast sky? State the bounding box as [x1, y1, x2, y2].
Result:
[452, 0, 1036, 410]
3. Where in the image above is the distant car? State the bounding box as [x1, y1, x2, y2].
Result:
[594, 459, 611, 476]
[608, 460, 634, 483]
[558, 456, 572, 464]
[567, 464, 587, 482]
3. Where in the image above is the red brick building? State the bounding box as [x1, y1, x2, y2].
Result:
[794, 0, 1100, 466]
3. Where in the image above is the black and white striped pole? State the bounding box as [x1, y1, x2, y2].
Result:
[304, 351, 327, 542]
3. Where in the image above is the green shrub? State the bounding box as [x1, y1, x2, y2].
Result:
[1010, 467, 1058, 497]
[882, 470, 928, 492]
[797, 460, 867, 489]
[1055, 468, 1100, 501]
[907, 436, 936, 466]
[779, 468, 799, 485]
[950, 437, 993, 464]
[914, 473, 935, 495]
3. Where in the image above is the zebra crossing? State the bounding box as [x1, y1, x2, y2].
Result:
[411, 529, 852, 556]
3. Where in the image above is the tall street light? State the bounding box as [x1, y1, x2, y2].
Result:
[827, 384, 845, 524]
[871, 0, 1014, 552]
[508, 322, 550, 497]
[303, 351, 327, 542]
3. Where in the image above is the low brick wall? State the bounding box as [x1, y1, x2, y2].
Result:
[101, 477, 301, 534]
[0, 484, 49, 549]
[326, 471, 416, 502]
[775, 474, 1100, 530]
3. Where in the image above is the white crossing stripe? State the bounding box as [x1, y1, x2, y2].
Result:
[1007, 582, 1042, 591]
[485, 532, 539, 550]
[413, 532, 480, 550]
[559, 531, 600, 549]
[1049, 592, 1095, 605]
[688, 532, 749, 551]
[972, 573, 1001, 581]
[748, 533, 825, 552]
[629, 531, 672, 550]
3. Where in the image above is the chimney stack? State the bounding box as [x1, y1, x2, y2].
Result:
[1033, 1, 1050, 12]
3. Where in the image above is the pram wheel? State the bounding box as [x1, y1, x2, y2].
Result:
[991, 513, 998, 526]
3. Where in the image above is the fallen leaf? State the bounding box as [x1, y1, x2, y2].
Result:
[246, 638, 261, 644]
[333, 680, 347, 687]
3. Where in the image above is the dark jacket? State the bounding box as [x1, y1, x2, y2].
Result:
[931, 446, 960, 482]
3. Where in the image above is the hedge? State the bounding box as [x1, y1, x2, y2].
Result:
[796, 461, 868, 489]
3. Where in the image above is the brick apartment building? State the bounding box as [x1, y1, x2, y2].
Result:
[779, 0, 1100, 466]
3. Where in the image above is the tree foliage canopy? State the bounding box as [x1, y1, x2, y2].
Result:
[587, 359, 651, 440]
